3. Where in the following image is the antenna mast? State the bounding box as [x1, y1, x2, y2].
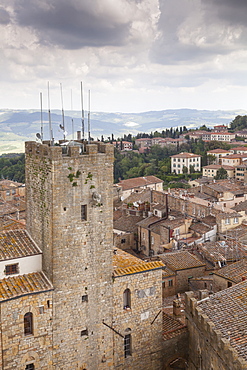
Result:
[40, 92, 43, 141]
[80, 82, 85, 141]
[88, 89, 91, 144]
[71, 89, 74, 142]
[47, 81, 53, 145]
[60, 83, 66, 141]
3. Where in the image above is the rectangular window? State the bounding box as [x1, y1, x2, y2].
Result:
[124, 334, 132, 358]
[168, 279, 173, 287]
[81, 329, 88, 336]
[5, 263, 19, 275]
[225, 218, 230, 225]
[121, 238, 126, 244]
[234, 217, 239, 224]
[25, 365, 34, 370]
[151, 236, 154, 245]
[82, 295, 88, 302]
[81, 205, 87, 221]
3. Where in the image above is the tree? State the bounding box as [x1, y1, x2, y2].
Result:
[182, 166, 188, 174]
[215, 167, 227, 180]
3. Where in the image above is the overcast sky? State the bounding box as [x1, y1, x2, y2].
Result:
[1, 0, 247, 113]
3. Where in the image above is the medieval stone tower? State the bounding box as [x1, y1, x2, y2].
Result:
[25, 141, 114, 369]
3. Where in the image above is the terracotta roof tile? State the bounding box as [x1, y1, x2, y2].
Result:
[0, 229, 41, 261]
[199, 280, 247, 362]
[113, 248, 164, 277]
[117, 176, 163, 191]
[214, 259, 247, 283]
[163, 312, 187, 340]
[160, 251, 205, 271]
[0, 271, 53, 301]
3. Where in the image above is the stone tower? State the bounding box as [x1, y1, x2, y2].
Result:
[25, 141, 114, 369]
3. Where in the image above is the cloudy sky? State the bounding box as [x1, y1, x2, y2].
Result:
[1, 0, 247, 113]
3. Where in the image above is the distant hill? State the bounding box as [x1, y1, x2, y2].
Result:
[0, 108, 246, 154]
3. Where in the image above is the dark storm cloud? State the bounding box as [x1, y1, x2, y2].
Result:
[0, 7, 10, 24]
[13, 0, 132, 49]
[152, 0, 247, 65]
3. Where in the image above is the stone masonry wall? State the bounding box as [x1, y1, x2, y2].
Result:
[113, 268, 164, 370]
[0, 291, 53, 370]
[25, 141, 115, 369]
[176, 266, 206, 293]
[185, 292, 247, 370]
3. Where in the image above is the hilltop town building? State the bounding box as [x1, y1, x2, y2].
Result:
[170, 152, 201, 174]
[0, 141, 166, 370]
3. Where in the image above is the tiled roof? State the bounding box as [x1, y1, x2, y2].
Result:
[198, 240, 246, 264]
[0, 271, 53, 301]
[136, 215, 159, 228]
[207, 149, 231, 154]
[0, 180, 24, 190]
[231, 147, 247, 151]
[199, 280, 247, 362]
[160, 251, 205, 271]
[232, 200, 247, 214]
[203, 165, 235, 170]
[171, 152, 201, 158]
[123, 188, 151, 204]
[0, 218, 25, 231]
[0, 229, 41, 261]
[117, 176, 163, 191]
[113, 248, 164, 277]
[113, 215, 144, 233]
[190, 222, 212, 235]
[214, 259, 247, 283]
[163, 312, 187, 340]
[163, 266, 176, 278]
[202, 215, 216, 226]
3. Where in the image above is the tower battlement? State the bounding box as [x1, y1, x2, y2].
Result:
[25, 140, 114, 161]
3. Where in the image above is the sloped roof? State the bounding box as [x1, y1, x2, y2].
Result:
[0, 271, 53, 301]
[117, 176, 163, 191]
[203, 165, 235, 170]
[163, 312, 187, 340]
[113, 248, 164, 277]
[113, 215, 144, 233]
[160, 251, 205, 271]
[214, 259, 247, 283]
[0, 229, 41, 261]
[171, 152, 201, 159]
[207, 149, 231, 154]
[199, 280, 247, 362]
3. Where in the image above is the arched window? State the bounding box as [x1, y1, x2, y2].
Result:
[123, 289, 131, 310]
[24, 312, 33, 335]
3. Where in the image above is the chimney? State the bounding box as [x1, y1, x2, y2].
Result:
[77, 131, 81, 141]
[173, 299, 181, 317]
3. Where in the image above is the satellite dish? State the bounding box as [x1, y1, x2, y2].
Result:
[36, 133, 42, 142]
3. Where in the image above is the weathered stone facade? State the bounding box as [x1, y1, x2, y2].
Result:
[25, 141, 115, 369]
[0, 291, 53, 370]
[113, 269, 164, 369]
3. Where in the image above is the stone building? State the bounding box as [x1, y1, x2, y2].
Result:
[0, 140, 166, 370]
[185, 284, 247, 369]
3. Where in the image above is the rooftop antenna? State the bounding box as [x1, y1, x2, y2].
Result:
[40, 92, 43, 141]
[88, 89, 91, 144]
[80, 81, 85, 141]
[47, 81, 53, 145]
[71, 89, 74, 142]
[60, 83, 66, 141]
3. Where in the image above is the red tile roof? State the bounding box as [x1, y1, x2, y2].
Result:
[117, 176, 163, 191]
[171, 152, 201, 159]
